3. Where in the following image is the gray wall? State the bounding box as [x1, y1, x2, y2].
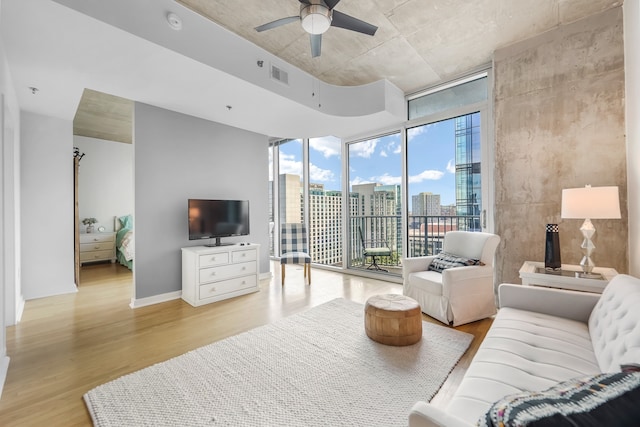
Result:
[21, 112, 76, 298]
[134, 103, 270, 300]
[494, 7, 627, 284]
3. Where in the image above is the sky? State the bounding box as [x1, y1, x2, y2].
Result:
[273, 116, 462, 207]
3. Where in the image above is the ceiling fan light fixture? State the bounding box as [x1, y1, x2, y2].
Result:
[300, 5, 332, 35]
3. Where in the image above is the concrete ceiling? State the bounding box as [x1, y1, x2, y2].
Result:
[2, 0, 623, 143]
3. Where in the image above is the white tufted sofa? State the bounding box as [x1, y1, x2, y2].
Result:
[408, 273, 640, 427]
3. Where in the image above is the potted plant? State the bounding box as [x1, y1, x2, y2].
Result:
[82, 217, 98, 233]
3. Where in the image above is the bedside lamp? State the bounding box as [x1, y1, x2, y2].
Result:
[561, 185, 621, 277]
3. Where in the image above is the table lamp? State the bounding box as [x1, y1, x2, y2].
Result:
[561, 185, 620, 277]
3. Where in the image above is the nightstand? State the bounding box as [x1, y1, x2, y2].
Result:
[80, 232, 116, 265]
[519, 261, 618, 294]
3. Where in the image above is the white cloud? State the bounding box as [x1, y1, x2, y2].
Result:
[310, 136, 341, 158]
[309, 163, 334, 182]
[380, 150, 388, 157]
[372, 173, 401, 185]
[350, 176, 371, 186]
[408, 169, 445, 183]
[446, 159, 456, 173]
[349, 139, 378, 158]
[279, 153, 302, 176]
[393, 144, 402, 155]
[407, 123, 433, 140]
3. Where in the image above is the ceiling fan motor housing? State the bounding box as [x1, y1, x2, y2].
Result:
[300, 3, 332, 34]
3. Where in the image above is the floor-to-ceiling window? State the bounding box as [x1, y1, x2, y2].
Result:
[308, 136, 342, 267]
[268, 71, 492, 278]
[406, 73, 489, 258]
[347, 132, 403, 274]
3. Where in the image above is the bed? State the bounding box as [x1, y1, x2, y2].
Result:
[115, 215, 134, 270]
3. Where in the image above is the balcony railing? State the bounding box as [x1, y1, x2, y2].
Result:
[349, 215, 481, 272]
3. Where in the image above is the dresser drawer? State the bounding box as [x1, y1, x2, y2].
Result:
[80, 242, 113, 252]
[80, 233, 115, 244]
[232, 248, 257, 263]
[80, 249, 114, 262]
[199, 275, 258, 300]
[198, 261, 257, 284]
[199, 252, 229, 268]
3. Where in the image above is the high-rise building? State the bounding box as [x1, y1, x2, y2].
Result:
[454, 113, 482, 230]
[412, 192, 441, 217]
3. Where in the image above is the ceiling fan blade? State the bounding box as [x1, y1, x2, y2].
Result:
[255, 16, 299, 32]
[331, 10, 377, 36]
[310, 34, 322, 58]
[325, 0, 341, 9]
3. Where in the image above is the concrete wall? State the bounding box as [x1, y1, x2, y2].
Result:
[625, 0, 640, 277]
[134, 103, 270, 301]
[494, 6, 627, 284]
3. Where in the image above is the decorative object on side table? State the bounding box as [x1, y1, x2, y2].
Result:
[82, 217, 98, 233]
[544, 224, 561, 270]
[561, 185, 620, 277]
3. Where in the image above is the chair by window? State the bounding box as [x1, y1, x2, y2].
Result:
[358, 226, 392, 272]
[280, 223, 311, 285]
[402, 231, 500, 326]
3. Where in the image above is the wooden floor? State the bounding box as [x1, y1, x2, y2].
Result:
[0, 262, 492, 426]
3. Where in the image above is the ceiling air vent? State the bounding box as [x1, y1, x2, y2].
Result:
[270, 64, 289, 85]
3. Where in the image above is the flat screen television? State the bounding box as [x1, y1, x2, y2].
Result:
[188, 199, 250, 246]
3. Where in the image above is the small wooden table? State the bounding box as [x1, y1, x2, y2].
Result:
[364, 294, 422, 346]
[519, 261, 618, 294]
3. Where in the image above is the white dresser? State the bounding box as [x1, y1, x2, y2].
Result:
[79, 232, 116, 265]
[181, 244, 260, 307]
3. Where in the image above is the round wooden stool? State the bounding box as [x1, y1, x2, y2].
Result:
[364, 294, 422, 346]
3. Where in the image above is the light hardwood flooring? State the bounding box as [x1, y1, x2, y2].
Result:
[0, 262, 492, 426]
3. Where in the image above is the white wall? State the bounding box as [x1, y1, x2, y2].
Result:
[0, 6, 22, 395]
[21, 112, 75, 299]
[74, 136, 133, 232]
[625, 0, 640, 277]
[134, 103, 270, 301]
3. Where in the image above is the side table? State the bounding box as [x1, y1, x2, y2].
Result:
[519, 261, 618, 294]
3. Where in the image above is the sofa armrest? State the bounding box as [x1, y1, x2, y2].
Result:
[402, 256, 437, 276]
[498, 284, 601, 323]
[409, 402, 473, 427]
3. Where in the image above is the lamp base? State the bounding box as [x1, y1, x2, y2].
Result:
[579, 218, 596, 275]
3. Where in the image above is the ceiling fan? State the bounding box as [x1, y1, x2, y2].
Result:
[255, 0, 378, 58]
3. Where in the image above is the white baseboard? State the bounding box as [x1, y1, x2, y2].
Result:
[0, 355, 10, 399]
[15, 295, 25, 324]
[259, 272, 273, 281]
[129, 290, 182, 309]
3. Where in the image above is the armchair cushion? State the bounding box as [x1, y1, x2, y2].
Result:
[427, 252, 484, 273]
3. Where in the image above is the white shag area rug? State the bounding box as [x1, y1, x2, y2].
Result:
[84, 298, 473, 426]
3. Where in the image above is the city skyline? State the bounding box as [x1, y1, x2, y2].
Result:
[274, 118, 460, 207]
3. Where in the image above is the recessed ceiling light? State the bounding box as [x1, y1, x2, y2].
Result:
[167, 12, 182, 31]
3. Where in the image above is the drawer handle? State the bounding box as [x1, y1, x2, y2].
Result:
[209, 287, 216, 293]
[241, 253, 246, 257]
[94, 246, 100, 249]
[241, 266, 246, 271]
[93, 238, 99, 242]
[210, 272, 216, 276]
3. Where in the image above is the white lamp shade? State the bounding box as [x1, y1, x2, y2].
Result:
[561, 186, 621, 219]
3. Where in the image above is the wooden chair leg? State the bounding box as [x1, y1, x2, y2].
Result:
[281, 263, 285, 286]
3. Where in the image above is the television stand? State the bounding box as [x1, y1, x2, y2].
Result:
[181, 243, 260, 307]
[205, 237, 234, 247]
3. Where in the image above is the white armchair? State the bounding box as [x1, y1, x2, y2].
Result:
[402, 231, 500, 326]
